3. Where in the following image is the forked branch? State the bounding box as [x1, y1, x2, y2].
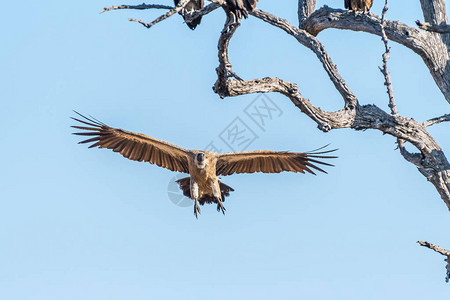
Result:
[128, 0, 191, 29]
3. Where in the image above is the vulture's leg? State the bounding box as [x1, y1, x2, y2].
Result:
[192, 181, 201, 218]
[211, 180, 226, 215]
[216, 199, 226, 215]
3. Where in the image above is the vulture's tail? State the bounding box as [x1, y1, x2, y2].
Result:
[176, 177, 235, 205]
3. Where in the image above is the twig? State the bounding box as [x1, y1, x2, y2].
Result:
[128, 18, 154, 28]
[416, 20, 450, 33]
[128, 0, 191, 29]
[418, 241, 450, 283]
[419, 241, 450, 256]
[101, 4, 172, 14]
[424, 113, 450, 127]
[379, 0, 397, 115]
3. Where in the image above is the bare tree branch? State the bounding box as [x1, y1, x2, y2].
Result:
[420, 0, 449, 25]
[379, 0, 397, 115]
[128, 18, 156, 28]
[418, 0, 450, 102]
[424, 113, 450, 127]
[298, 0, 316, 28]
[417, 20, 450, 33]
[102, 3, 172, 13]
[419, 241, 450, 256]
[418, 241, 450, 282]
[129, 0, 191, 29]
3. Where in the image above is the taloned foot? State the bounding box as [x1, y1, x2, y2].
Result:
[193, 200, 201, 219]
[216, 198, 226, 215]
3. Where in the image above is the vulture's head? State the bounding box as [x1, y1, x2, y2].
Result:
[195, 152, 206, 168]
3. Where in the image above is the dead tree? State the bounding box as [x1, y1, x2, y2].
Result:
[103, 0, 450, 281]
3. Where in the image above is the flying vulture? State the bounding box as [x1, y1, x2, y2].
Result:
[72, 113, 336, 218]
[344, 0, 373, 12]
[174, 0, 204, 30]
[225, 0, 258, 21]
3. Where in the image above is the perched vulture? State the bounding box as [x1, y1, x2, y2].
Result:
[72, 113, 336, 218]
[344, 0, 373, 12]
[225, 0, 258, 21]
[174, 0, 204, 30]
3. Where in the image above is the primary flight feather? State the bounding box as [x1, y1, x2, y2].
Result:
[72, 112, 336, 218]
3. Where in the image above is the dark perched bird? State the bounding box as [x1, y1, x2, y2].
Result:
[72, 113, 336, 218]
[345, 0, 373, 12]
[174, 0, 204, 30]
[225, 0, 258, 21]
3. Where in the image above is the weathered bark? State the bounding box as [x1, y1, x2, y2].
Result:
[420, 0, 448, 24]
[298, 0, 316, 28]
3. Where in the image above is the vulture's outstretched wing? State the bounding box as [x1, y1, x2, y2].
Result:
[72, 112, 191, 173]
[216, 147, 336, 176]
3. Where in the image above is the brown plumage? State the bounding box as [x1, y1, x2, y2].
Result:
[225, 0, 258, 21]
[174, 0, 204, 30]
[344, 0, 373, 12]
[72, 112, 336, 218]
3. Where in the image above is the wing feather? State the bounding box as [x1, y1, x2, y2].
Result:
[216, 148, 336, 176]
[72, 113, 191, 173]
[225, 0, 258, 19]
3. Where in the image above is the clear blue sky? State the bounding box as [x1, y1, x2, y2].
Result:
[1, 1, 449, 299]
